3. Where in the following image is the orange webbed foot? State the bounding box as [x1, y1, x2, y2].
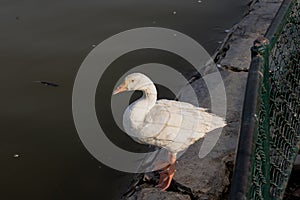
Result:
[156, 163, 175, 190]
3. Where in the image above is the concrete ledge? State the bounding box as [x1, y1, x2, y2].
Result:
[133, 188, 191, 200]
[215, 0, 283, 71]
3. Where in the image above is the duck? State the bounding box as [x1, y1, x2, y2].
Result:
[113, 73, 226, 190]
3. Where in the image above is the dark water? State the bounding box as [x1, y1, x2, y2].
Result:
[1, 0, 247, 199]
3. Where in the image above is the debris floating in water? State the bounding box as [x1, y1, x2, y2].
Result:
[224, 29, 231, 33]
[13, 154, 20, 158]
[218, 41, 223, 44]
[92, 44, 97, 48]
[198, 0, 202, 3]
[172, 11, 177, 15]
[34, 81, 59, 87]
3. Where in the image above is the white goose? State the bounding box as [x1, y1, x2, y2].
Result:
[113, 73, 226, 190]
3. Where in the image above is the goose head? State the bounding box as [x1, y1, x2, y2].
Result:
[113, 73, 154, 95]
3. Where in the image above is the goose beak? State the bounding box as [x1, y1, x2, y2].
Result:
[113, 82, 128, 95]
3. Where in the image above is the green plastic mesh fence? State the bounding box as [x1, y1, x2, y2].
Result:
[268, 0, 300, 197]
[230, 0, 300, 199]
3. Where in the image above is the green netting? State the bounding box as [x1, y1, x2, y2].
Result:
[268, 0, 300, 198]
[247, 43, 271, 200]
[231, 0, 300, 199]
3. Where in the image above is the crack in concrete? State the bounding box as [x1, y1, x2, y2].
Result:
[220, 65, 249, 72]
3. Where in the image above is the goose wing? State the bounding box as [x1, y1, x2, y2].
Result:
[139, 100, 226, 153]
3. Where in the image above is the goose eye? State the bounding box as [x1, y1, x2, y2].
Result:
[131, 80, 134, 83]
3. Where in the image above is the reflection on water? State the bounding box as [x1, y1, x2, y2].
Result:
[1, 0, 247, 199]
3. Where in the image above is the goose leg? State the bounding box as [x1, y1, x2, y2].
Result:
[153, 160, 170, 171]
[156, 152, 176, 191]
